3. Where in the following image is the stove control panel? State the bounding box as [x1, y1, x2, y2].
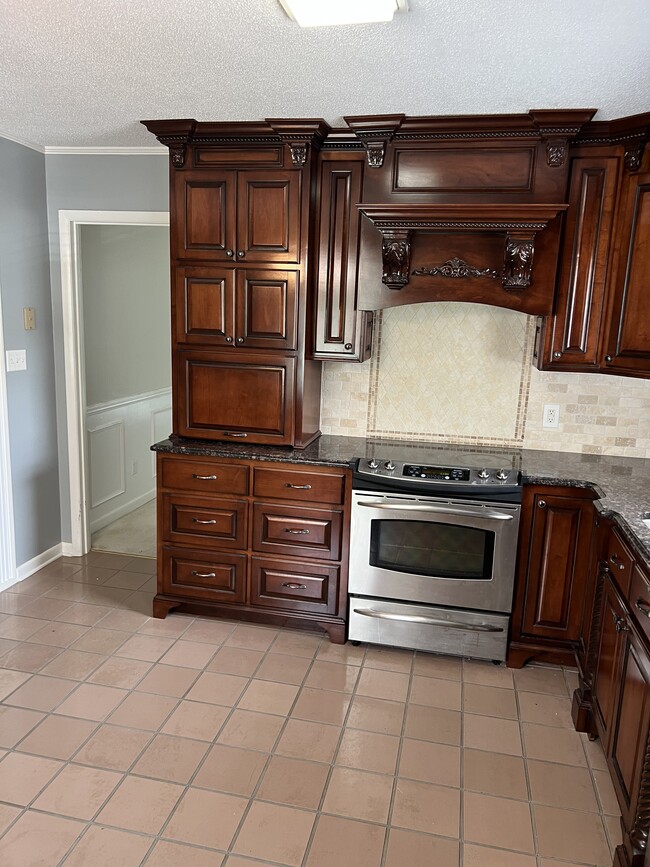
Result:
[355, 459, 520, 488]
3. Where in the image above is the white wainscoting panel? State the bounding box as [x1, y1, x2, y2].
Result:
[86, 388, 171, 533]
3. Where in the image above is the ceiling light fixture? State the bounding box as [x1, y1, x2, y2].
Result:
[279, 0, 408, 28]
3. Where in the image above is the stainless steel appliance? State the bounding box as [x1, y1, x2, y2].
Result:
[348, 457, 522, 661]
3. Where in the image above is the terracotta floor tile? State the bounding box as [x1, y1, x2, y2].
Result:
[0, 615, 50, 639]
[463, 659, 514, 688]
[528, 759, 600, 811]
[145, 839, 224, 866]
[33, 762, 122, 819]
[463, 843, 537, 866]
[254, 652, 310, 684]
[0, 667, 31, 699]
[413, 651, 462, 681]
[316, 641, 366, 666]
[133, 733, 209, 784]
[164, 786, 247, 849]
[238, 679, 299, 715]
[114, 634, 175, 662]
[135, 663, 200, 697]
[0, 810, 84, 865]
[346, 695, 405, 735]
[306, 814, 386, 867]
[276, 718, 341, 763]
[179, 618, 235, 644]
[54, 682, 128, 721]
[364, 646, 413, 673]
[3, 673, 76, 711]
[356, 666, 409, 702]
[514, 665, 568, 695]
[225, 625, 278, 651]
[463, 748, 528, 799]
[603, 813, 623, 851]
[63, 825, 155, 866]
[0, 593, 34, 613]
[207, 646, 265, 677]
[70, 626, 130, 655]
[257, 755, 328, 809]
[43, 583, 88, 602]
[0, 637, 19, 657]
[194, 743, 267, 796]
[162, 700, 230, 741]
[73, 723, 152, 770]
[522, 722, 588, 766]
[18, 597, 74, 620]
[410, 674, 462, 710]
[291, 686, 350, 725]
[534, 804, 611, 864]
[40, 649, 106, 680]
[518, 691, 574, 728]
[463, 682, 518, 718]
[16, 713, 97, 760]
[0, 641, 63, 672]
[336, 727, 400, 775]
[97, 775, 184, 834]
[0, 751, 64, 805]
[404, 704, 461, 745]
[107, 691, 178, 730]
[82, 586, 135, 608]
[26, 621, 89, 647]
[399, 738, 461, 788]
[138, 615, 193, 639]
[68, 565, 117, 584]
[463, 713, 522, 755]
[0, 705, 45, 747]
[593, 767, 622, 815]
[0, 802, 21, 835]
[464, 791, 535, 853]
[392, 777, 460, 837]
[226, 857, 278, 867]
[87, 656, 152, 688]
[217, 709, 284, 752]
[303, 660, 359, 693]
[121, 556, 157, 574]
[233, 800, 315, 866]
[103, 570, 152, 591]
[581, 731, 609, 770]
[384, 827, 459, 867]
[159, 639, 218, 669]
[184, 670, 248, 705]
[97, 609, 150, 632]
[270, 631, 320, 657]
[322, 766, 393, 823]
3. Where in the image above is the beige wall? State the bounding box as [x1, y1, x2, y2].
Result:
[320, 303, 650, 459]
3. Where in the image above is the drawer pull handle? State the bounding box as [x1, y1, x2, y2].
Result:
[610, 553, 626, 570]
[224, 432, 248, 438]
[285, 484, 312, 490]
[192, 474, 217, 480]
[191, 571, 216, 578]
[282, 582, 307, 590]
[192, 519, 217, 525]
[635, 600, 650, 619]
[284, 528, 310, 535]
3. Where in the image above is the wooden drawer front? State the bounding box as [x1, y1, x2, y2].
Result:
[160, 457, 249, 496]
[251, 557, 339, 614]
[253, 466, 346, 505]
[160, 547, 246, 603]
[162, 494, 247, 549]
[629, 564, 650, 644]
[606, 530, 634, 595]
[252, 503, 342, 561]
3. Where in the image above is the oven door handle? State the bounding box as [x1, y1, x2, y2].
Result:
[352, 608, 504, 632]
[355, 502, 514, 521]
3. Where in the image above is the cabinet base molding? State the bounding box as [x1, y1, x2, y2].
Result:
[571, 687, 596, 736]
[152, 592, 346, 644]
[506, 640, 577, 669]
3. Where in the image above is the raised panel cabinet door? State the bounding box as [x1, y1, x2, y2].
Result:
[520, 491, 595, 643]
[603, 168, 650, 375]
[176, 350, 295, 444]
[173, 170, 236, 260]
[593, 573, 627, 743]
[173, 265, 235, 345]
[234, 269, 298, 350]
[236, 171, 301, 263]
[542, 153, 620, 370]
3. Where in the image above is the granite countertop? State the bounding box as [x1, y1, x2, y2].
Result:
[153, 435, 650, 570]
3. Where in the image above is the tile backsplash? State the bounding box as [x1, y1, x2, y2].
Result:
[320, 302, 650, 458]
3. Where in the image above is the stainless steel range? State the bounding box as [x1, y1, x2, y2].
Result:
[348, 457, 522, 661]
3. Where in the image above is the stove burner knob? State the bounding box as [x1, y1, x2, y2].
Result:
[384, 461, 396, 471]
[478, 468, 490, 480]
[368, 459, 379, 469]
[496, 469, 509, 481]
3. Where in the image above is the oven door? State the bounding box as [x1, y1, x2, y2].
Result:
[349, 492, 521, 613]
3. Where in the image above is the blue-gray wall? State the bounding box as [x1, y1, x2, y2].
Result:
[0, 139, 60, 566]
[45, 154, 169, 543]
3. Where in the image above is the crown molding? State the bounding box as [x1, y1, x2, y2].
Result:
[44, 145, 167, 155]
[0, 131, 45, 153]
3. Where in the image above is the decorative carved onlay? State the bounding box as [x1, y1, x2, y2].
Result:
[630, 723, 650, 853]
[412, 258, 498, 280]
[289, 144, 308, 166]
[343, 114, 405, 169]
[625, 141, 645, 172]
[546, 138, 568, 167]
[503, 232, 536, 290]
[367, 143, 386, 168]
[169, 144, 186, 168]
[382, 231, 412, 289]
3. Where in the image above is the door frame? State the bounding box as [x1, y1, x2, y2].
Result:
[0, 284, 17, 585]
[59, 210, 169, 556]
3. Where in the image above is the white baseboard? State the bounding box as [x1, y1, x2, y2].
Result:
[61, 541, 78, 557]
[90, 490, 155, 534]
[0, 543, 64, 592]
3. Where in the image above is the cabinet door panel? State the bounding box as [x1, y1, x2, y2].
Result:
[237, 171, 301, 263]
[593, 576, 626, 742]
[174, 170, 236, 260]
[174, 265, 235, 345]
[176, 350, 295, 444]
[251, 556, 339, 614]
[160, 546, 246, 603]
[235, 269, 298, 350]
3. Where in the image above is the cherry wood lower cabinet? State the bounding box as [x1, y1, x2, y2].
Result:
[508, 485, 597, 668]
[154, 452, 351, 643]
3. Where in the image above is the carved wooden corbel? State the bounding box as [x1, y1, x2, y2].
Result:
[140, 119, 197, 169]
[503, 231, 536, 290]
[625, 141, 645, 172]
[545, 138, 569, 167]
[382, 231, 412, 289]
[343, 114, 405, 168]
[265, 119, 330, 167]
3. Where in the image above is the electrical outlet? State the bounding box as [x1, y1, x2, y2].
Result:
[543, 404, 560, 429]
[5, 350, 27, 372]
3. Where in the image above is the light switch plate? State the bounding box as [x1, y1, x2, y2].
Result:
[6, 350, 27, 372]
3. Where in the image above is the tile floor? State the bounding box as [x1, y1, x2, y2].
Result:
[0, 551, 620, 866]
[91, 500, 156, 557]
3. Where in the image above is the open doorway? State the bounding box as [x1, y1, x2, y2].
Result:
[59, 211, 170, 557]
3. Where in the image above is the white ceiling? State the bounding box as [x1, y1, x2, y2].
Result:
[2, 0, 649, 149]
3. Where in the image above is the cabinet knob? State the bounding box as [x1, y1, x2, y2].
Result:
[553, 351, 562, 359]
[237, 250, 245, 258]
[345, 343, 353, 351]
[610, 553, 625, 571]
[538, 500, 547, 509]
[615, 616, 629, 633]
[236, 337, 244, 344]
[225, 336, 233, 343]
[226, 249, 234, 257]
[605, 355, 613, 363]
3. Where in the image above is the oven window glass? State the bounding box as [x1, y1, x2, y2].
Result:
[369, 519, 494, 580]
